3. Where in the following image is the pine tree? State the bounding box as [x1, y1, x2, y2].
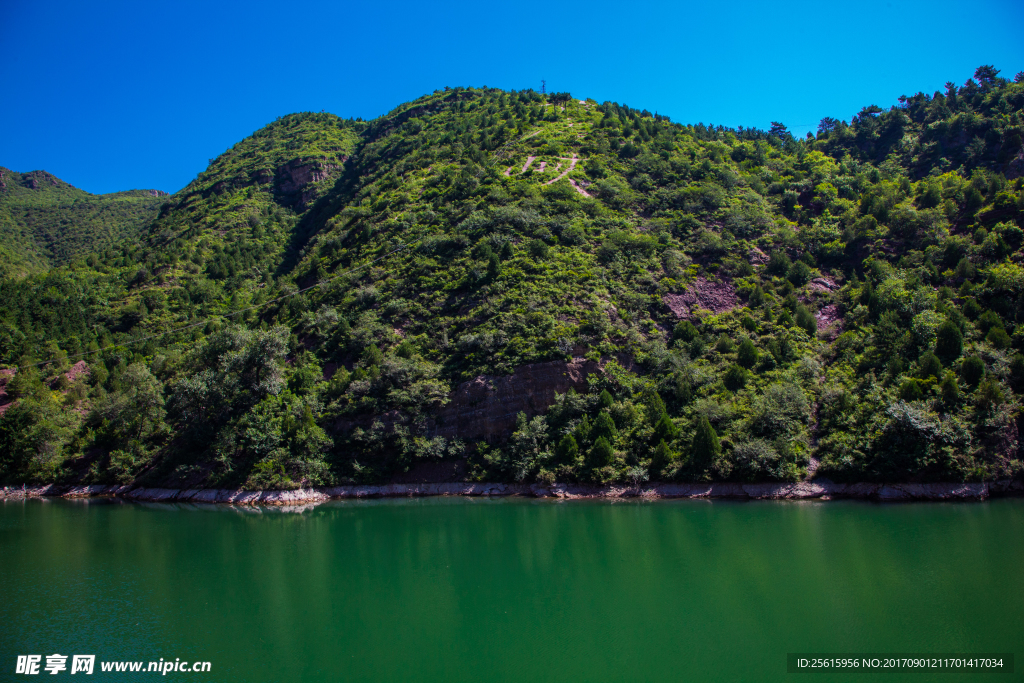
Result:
[691, 415, 720, 470]
[589, 436, 614, 468]
[934, 320, 963, 362]
[653, 413, 680, 444]
[555, 434, 579, 464]
[592, 411, 617, 442]
[651, 440, 674, 473]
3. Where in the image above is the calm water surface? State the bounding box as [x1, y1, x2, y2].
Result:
[1, 497, 1021, 682]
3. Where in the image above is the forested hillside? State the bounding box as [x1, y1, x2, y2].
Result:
[0, 168, 166, 277]
[2, 66, 1023, 490]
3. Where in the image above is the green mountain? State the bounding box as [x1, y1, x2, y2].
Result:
[0, 168, 167, 277]
[2, 66, 1024, 490]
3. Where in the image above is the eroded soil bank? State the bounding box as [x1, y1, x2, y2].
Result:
[2, 480, 1022, 505]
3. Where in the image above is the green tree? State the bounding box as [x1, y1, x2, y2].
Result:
[766, 251, 791, 275]
[554, 433, 579, 464]
[787, 261, 812, 286]
[691, 415, 720, 471]
[673, 320, 698, 342]
[724, 364, 748, 391]
[6, 366, 42, 399]
[934, 320, 963, 362]
[589, 436, 614, 468]
[592, 411, 617, 442]
[651, 439, 674, 473]
[917, 351, 942, 379]
[986, 326, 1010, 349]
[652, 413, 680, 443]
[92, 363, 165, 440]
[737, 338, 759, 368]
[961, 356, 985, 388]
[939, 371, 960, 405]
[364, 343, 384, 366]
[794, 304, 817, 336]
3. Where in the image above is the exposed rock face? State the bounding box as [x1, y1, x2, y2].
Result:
[664, 277, 739, 318]
[815, 303, 843, 339]
[426, 358, 602, 441]
[273, 158, 343, 210]
[21, 170, 64, 190]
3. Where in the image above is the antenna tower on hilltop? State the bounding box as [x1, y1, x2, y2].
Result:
[541, 80, 546, 95]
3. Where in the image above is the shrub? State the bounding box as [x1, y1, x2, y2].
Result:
[899, 379, 924, 401]
[767, 251, 791, 276]
[939, 371, 960, 405]
[787, 261, 812, 286]
[723, 364, 748, 391]
[732, 439, 792, 481]
[960, 356, 985, 388]
[794, 304, 817, 336]
[673, 320, 698, 342]
[737, 338, 759, 368]
[917, 351, 942, 379]
[986, 326, 1011, 349]
[750, 383, 809, 437]
[1010, 354, 1024, 389]
[528, 239, 549, 258]
[976, 377, 1004, 410]
[716, 334, 735, 354]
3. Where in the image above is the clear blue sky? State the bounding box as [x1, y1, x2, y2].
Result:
[2, 0, 1022, 195]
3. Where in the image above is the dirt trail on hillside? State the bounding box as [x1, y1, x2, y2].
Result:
[569, 179, 592, 197]
[522, 156, 537, 173]
[537, 161, 547, 172]
[545, 155, 579, 185]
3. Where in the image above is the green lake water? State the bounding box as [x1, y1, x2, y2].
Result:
[1, 497, 1021, 682]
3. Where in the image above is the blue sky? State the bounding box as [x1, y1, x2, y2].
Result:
[1, 0, 1022, 195]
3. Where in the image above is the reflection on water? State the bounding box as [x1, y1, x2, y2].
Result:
[2, 497, 1021, 682]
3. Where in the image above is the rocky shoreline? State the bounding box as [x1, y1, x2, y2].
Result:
[2, 480, 1022, 505]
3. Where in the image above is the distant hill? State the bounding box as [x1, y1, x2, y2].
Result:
[1, 67, 1023, 491]
[0, 168, 166, 276]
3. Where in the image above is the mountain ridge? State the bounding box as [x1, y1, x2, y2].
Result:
[1, 67, 1023, 491]
[0, 166, 168, 276]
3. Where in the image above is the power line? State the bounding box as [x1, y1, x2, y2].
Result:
[15, 242, 412, 371]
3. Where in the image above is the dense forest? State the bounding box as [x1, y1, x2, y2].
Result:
[2, 66, 1024, 490]
[0, 168, 166, 277]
